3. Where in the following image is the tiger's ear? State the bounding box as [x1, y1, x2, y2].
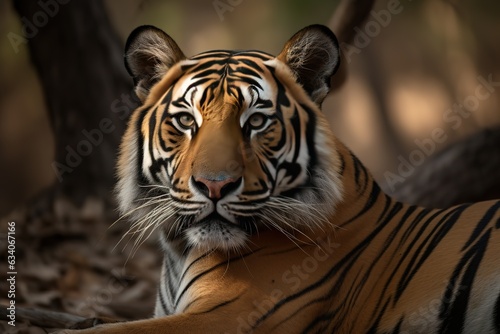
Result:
[277, 25, 340, 105]
[124, 25, 185, 102]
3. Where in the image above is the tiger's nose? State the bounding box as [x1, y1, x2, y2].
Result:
[193, 176, 242, 200]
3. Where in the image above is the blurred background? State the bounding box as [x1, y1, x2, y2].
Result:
[1, 0, 500, 214]
[0, 0, 499, 332]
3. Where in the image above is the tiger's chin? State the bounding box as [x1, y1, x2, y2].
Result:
[180, 213, 254, 252]
[184, 221, 249, 252]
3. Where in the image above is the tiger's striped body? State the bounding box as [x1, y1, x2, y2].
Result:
[147, 147, 500, 334]
[62, 25, 500, 333]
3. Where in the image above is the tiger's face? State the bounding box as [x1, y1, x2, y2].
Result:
[118, 25, 343, 251]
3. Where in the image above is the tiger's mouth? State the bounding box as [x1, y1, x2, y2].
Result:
[181, 211, 257, 250]
[186, 212, 257, 234]
[187, 212, 233, 228]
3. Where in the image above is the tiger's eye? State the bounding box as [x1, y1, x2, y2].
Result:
[176, 113, 195, 129]
[248, 113, 267, 129]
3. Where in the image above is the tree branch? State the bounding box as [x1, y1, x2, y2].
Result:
[329, 0, 376, 45]
[391, 126, 500, 207]
[329, 0, 376, 91]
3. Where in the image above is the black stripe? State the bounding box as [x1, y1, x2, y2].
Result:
[338, 153, 346, 175]
[397, 207, 436, 248]
[231, 64, 263, 78]
[158, 284, 169, 314]
[366, 299, 391, 334]
[252, 188, 396, 330]
[287, 107, 301, 163]
[229, 85, 245, 107]
[462, 201, 500, 251]
[258, 160, 275, 187]
[199, 84, 216, 108]
[396, 205, 468, 302]
[331, 201, 403, 326]
[267, 118, 287, 153]
[364, 205, 418, 319]
[164, 257, 178, 301]
[351, 152, 368, 194]
[240, 185, 270, 198]
[232, 66, 264, 85]
[300, 312, 334, 333]
[341, 182, 381, 227]
[494, 292, 500, 333]
[177, 251, 213, 284]
[164, 252, 179, 282]
[255, 97, 273, 109]
[388, 317, 404, 334]
[195, 294, 242, 314]
[235, 50, 273, 59]
[180, 62, 197, 72]
[227, 75, 263, 90]
[159, 96, 177, 154]
[135, 107, 150, 187]
[438, 229, 491, 334]
[239, 58, 265, 73]
[371, 208, 435, 313]
[263, 246, 299, 256]
[169, 91, 189, 108]
[186, 77, 214, 93]
[304, 203, 413, 330]
[351, 152, 361, 190]
[268, 66, 290, 108]
[301, 103, 318, 174]
[186, 58, 230, 72]
[160, 89, 174, 115]
[191, 50, 232, 59]
[174, 249, 261, 307]
[192, 68, 225, 80]
[383, 205, 418, 250]
[146, 107, 161, 182]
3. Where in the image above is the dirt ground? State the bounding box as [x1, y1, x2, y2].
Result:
[0, 196, 161, 333]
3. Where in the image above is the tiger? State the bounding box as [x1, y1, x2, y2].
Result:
[60, 24, 500, 334]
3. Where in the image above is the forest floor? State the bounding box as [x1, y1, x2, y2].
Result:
[0, 196, 161, 333]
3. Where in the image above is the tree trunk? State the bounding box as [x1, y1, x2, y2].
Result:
[329, 0, 376, 91]
[12, 0, 136, 209]
[390, 127, 500, 208]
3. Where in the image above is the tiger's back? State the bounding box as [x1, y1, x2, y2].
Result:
[62, 25, 500, 334]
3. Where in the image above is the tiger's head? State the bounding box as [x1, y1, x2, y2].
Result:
[117, 25, 344, 251]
